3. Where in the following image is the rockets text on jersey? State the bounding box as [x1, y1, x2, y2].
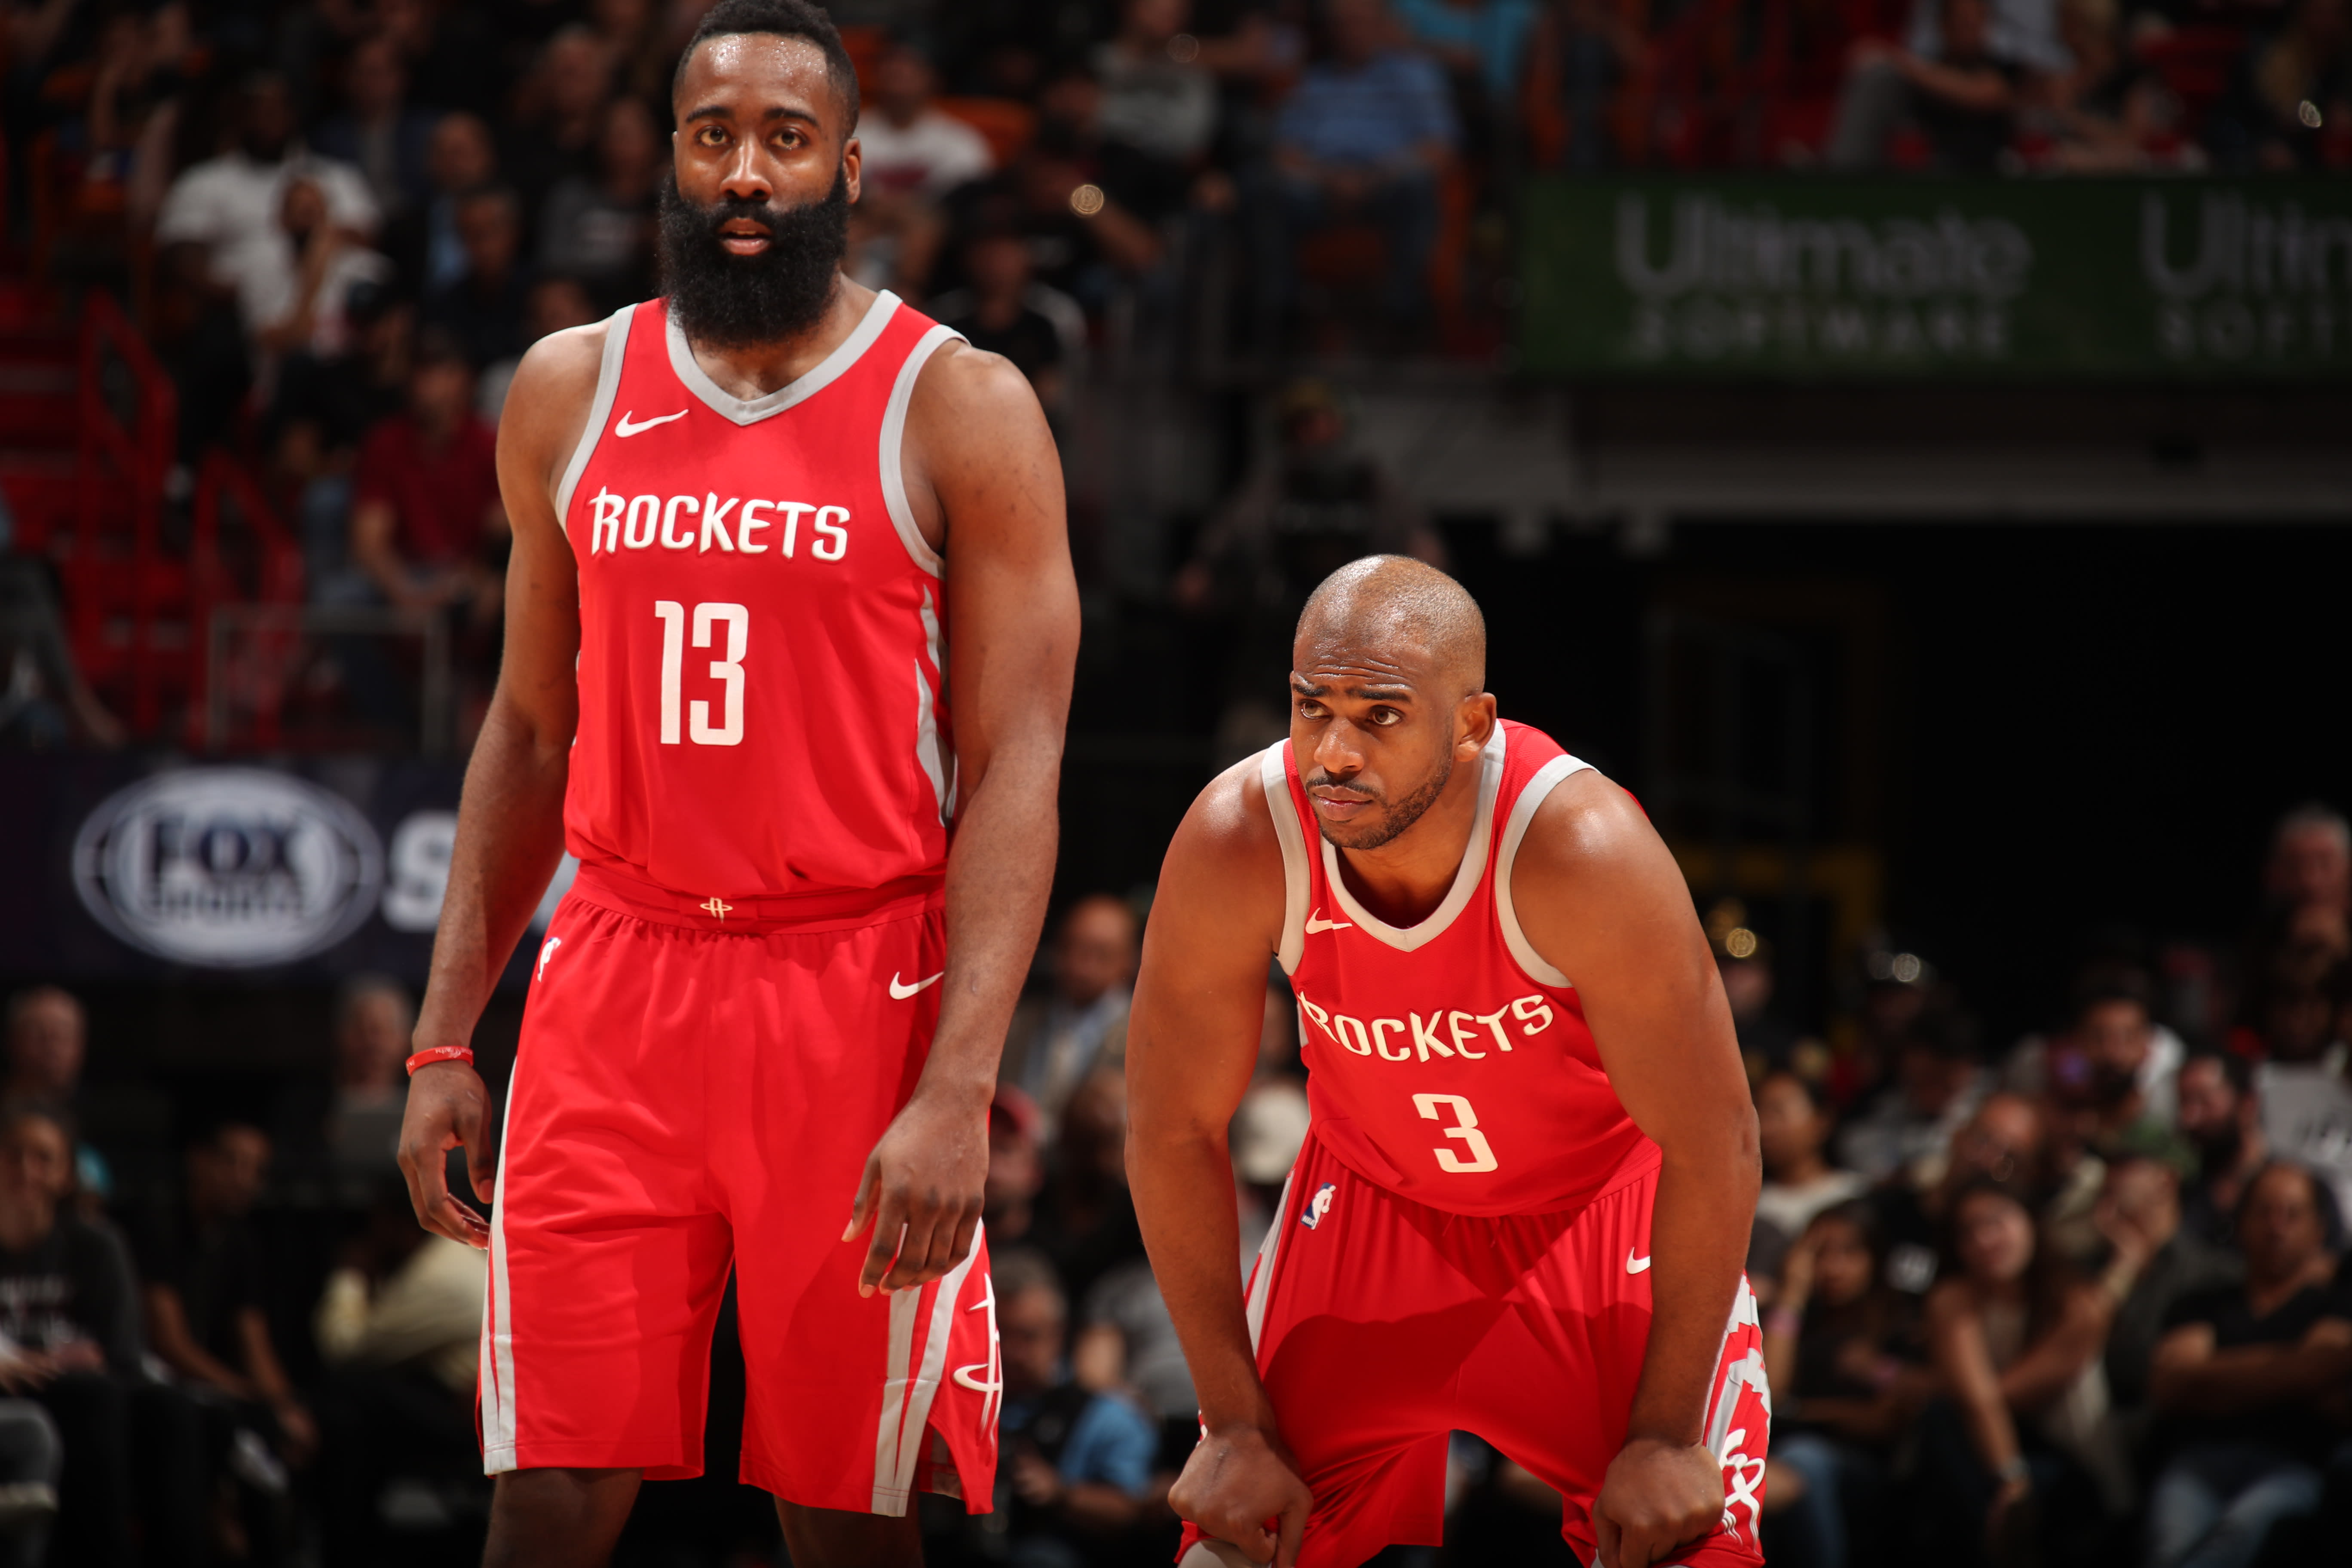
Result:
[554, 292, 963, 908]
[1263, 720, 1656, 1216]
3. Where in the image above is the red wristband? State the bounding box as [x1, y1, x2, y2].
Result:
[406, 1045, 474, 1075]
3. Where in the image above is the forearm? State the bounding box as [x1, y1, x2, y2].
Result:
[1131, 1124, 1269, 1430]
[2156, 1343, 2344, 1413]
[414, 694, 570, 1047]
[1628, 1142, 1758, 1446]
[922, 734, 1061, 1107]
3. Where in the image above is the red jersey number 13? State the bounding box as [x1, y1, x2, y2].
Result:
[654, 600, 747, 746]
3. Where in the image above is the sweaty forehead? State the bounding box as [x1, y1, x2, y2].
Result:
[677, 33, 849, 129]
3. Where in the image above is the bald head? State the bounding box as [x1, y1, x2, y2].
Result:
[1288, 557, 1496, 853]
[1295, 556, 1486, 698]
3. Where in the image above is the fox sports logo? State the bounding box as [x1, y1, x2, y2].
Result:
[74, 769, 384, 968]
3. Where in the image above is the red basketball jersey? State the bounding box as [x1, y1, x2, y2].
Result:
[1265, 720, 1655, 1216]
[554, 292, 962, 906]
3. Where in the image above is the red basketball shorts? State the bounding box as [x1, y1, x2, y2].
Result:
[1181, 1131, 1768, 1568]
[481, 865, 998, 1516]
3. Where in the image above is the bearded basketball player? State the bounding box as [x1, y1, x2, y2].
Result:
[1127, 557, 1768, 1568]
[395, 4, 1077, 1564]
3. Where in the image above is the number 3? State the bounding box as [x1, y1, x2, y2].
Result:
[655, 600, 747, 746]
[1412, 1093, 1498, 1174]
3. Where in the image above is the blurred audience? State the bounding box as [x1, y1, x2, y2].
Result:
[1256, 0, 1459, 341]
[1828, 0, 2026, 172]
[1760, 1201, 1930, 1568]
[1839, 1008, 1989, 1187]
[1920, 1179, 2130, 1563]
[2145, 1161, 2352, 1568]
[1002, 896, 1141, 1135]
[1755, 1072, 1870, 1283]
[3, 986, 109, 1203]
[536, 97, 662, 313]
[0, 1105, 164, 1568]
[2176, 1051, 2269, 1247]
[323, 976, 413, 1181]
[133, 1122, 316, 1486]
[985, 1250, 1163, 1566]
[349, 328, 506, 628]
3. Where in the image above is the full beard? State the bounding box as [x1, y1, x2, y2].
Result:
[657, 168, 849, 349]
[1310, 751, 1454, 851]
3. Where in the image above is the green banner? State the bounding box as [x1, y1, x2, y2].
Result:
[1518, 177, 2352, 379]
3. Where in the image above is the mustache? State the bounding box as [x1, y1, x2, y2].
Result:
[698, 193, 781, 237]
[1304, 772, 1379, 801]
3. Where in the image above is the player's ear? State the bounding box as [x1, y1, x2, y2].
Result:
[840, 140, 861, 205]
[1456, 692, 1497, 758]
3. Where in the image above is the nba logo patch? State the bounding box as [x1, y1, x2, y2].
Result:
[1300, 1182, 1336, 1230]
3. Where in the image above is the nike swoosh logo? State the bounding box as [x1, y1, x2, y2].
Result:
[614, 409, 687, 437]
[889, 971, 944, 1000]
[1304, 908, 1353, 934]
[1626, 1249, 1652, 1274]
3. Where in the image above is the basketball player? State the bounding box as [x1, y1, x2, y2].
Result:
[395, 4, 1077, 1564]
[1127, 556, 1768, 1568]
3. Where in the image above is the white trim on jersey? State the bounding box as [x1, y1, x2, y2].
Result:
[870, 1234, 984, 1515]
[1244, 1174, 1294, 1353]
[665, 290, 902, 426]
[1494, 752, 1596, 989]
[480, 1055, 527, 1473]
[877, 322, 966, 579]
[915, 590, 954, 824]
[1258, 743, 1312, 976]
[1317, 727, 1508, 953]
[552, 304, 636, 528]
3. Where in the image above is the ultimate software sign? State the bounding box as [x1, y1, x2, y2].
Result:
[1519, 177, 2352, 379]
[72, 770, 386, 968]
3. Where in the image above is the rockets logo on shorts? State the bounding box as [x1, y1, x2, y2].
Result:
[1300, 1182, 1337, 1230]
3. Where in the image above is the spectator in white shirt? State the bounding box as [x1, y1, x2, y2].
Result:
[855, 41, 996, 199]
[154, 72, 379, 305]
[847, 41, 994, 299]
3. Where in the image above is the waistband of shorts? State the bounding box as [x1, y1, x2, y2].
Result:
[1306, 1126, 1662, 1222]
[567, 861, 945, 934]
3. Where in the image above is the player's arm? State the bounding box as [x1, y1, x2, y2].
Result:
[1511, 775, 1761, 1568]
[398, 324, 598, 1249]
[843, 344, 1078, 1295]
[1126, 766, 1314, 1568]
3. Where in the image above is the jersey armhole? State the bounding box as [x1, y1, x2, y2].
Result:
[550, 303, 636, 532]
[1259, 743, 1311, 976]
[879, 323, 966, 579]
[1495, 753, 1593, 989]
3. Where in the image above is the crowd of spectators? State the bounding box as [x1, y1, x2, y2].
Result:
[1730, 800, 2352, 1568]
[0, 782, 2346, 1565]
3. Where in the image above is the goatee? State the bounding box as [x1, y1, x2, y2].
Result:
[1309, 753, 1454, 851]
[658, 168, 849, 349]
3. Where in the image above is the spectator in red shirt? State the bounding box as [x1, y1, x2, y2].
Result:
[349, 329, 505, 628]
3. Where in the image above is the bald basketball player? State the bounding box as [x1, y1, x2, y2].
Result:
[1127, 557, 1768, 1568]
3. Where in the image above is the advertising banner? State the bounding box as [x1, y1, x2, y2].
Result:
[1518, 177, 2352, 379]
[0, 755, 571, 986]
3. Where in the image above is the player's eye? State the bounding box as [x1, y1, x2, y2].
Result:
[1296, 700, 1325, 719]
[696, 126, 727, 146]
[1369, 707, 1401, 726]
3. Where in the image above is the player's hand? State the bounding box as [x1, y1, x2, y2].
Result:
[398, 1059, 496, 1249]
[1168, 1422, 1313, 1568]
[1594, 1436, 1723, 1568]
[843, 1086, 986, 1296]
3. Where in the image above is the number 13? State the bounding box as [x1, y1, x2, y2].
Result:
[1413, 1093, 1498, 1174]
[655, 600, 747, 746]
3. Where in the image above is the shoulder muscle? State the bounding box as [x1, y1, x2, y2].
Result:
[1146, 756, 1289, 977]
[901, 340, 1060, 554]
[497, 319, 610, 513]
